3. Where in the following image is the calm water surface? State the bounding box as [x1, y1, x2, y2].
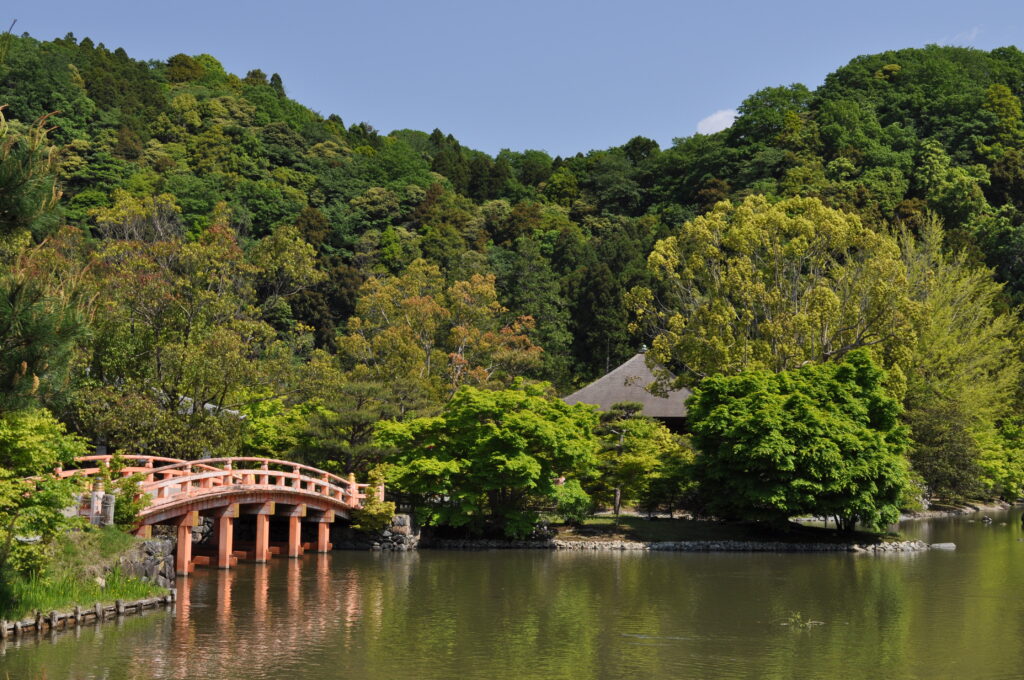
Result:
[3, 511, 1024, 680]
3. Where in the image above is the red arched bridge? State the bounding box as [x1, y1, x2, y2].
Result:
[58, 455, 380, 576]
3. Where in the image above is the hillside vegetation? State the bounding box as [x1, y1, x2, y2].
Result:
[3, 33, 1024, 541]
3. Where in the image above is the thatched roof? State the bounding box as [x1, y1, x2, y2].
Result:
[562, 353, 690, 419]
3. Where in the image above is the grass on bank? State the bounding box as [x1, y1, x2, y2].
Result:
[1, 569, 163, 620]
[553, 516, 895, 545]
[0, 526, 166, 620]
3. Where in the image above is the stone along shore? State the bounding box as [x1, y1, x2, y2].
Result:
[423, 538, 948, 552]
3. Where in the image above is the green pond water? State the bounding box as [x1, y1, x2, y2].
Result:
[3, 510, 1024, 680]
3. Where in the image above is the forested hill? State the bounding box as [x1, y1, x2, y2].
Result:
[5, 34, 1024, 390]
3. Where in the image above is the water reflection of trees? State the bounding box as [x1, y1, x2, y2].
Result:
[7, 524, 1024, 680]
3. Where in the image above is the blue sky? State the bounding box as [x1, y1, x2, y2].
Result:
[8, 1, 1024, 157]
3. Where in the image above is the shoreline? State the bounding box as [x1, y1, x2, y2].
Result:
[410, 507, 1012, 553]
[899, 500, 1014, 520]
[369, 509, 994, 554]
[0, 590, 176, 641]
[417, 537, 942, 553]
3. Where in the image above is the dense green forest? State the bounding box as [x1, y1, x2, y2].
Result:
[5, 31, 1024, 544]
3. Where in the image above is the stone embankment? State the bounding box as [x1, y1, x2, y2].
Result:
[370, 513, 420, 551]
[334, 514, 421, 551]
[423, 538, 943, 553]
[116, 538, 176, 588]
[346, 514, 949, 553]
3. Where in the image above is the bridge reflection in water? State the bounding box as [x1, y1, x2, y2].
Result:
[59, 455, 381, 575]
[162, 553, 379, 678]
[4, 514, 1024, 680]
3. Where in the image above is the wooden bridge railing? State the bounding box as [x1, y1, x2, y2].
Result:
[58, 455, 377, 512]
[55, 454, 384, 576]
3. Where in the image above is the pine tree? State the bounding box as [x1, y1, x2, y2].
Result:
[0, 110, 83, 414]
[0, 108, 61, 239]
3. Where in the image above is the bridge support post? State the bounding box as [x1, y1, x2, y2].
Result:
[216, 515, 234, 569]
[175, 523, 193, 576]
[172, 511, 198, 576]
[317, 522, 331, 553]
[288, 516, 301, 558]
[210, 504, 238, 569]
[134, 524, 151, 539]
[255, 514, 269, 563]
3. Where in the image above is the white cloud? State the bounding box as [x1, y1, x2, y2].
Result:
[948, 26, 982, 45]
[696, 109, 737, 135]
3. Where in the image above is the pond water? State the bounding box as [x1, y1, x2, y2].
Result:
[3, 510, 1024, 680]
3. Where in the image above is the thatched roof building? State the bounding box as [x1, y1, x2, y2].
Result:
[562, 353, 691, 429]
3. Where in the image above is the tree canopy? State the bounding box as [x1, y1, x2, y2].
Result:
[376, 383, 599, 538]
[687, 350, 911, 531]
[631, 195, 918, 387]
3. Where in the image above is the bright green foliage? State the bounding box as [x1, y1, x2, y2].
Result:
[983, 83, 1023, 140]
[983, 419, 1024, 500]
[552, 479, 591, 525]
[88, 189, 182, 240]
[688, 350, 911, 531]
[591, 402, 686, 519]
[351, 466, 396, 532]
[901, 218, 1024, 499]
[0, 527, 165, 619]
[639, 440, 697, 517]
[94, 452, 150, 530]
[0, 407, 86, 477]
[2, 566, 162, 620]
[631, 196, 917, 386]
[376, 382, 600, 538]
[238, 391, 317, 459]
[913, 139, 989, 233]
[0, 408, 88, 575]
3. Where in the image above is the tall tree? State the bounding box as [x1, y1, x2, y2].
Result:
[0, 110, 84, 415]
[339, 259, 542, 408]
[901, 217, 1024, 498]
[491, 237, 573, 386]
[0, 108, 61, 239]
[630, 195, 918, 387]
[591, 402, 684, 521]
